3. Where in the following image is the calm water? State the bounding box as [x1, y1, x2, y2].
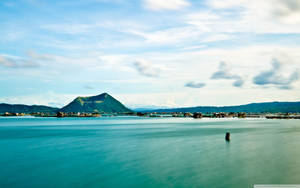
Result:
[0, 117, 300, 188]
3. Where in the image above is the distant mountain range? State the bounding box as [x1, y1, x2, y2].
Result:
[140, 102, 300, 113]
[1, 94, 300, 114]
[0, 104, 59, 114]
[0, 93, 132, 114]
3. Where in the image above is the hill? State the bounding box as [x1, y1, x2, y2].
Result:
[0, 103, 59, 113]
[60, 93, 132, 113]
[140, 102, 300, 113]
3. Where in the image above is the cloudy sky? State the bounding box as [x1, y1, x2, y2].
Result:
[0, 0, 300, 108]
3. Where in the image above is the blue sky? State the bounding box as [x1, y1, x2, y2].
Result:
[1, 0, 300, 108]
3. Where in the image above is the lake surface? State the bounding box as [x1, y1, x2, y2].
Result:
[0, 117, 300, 188]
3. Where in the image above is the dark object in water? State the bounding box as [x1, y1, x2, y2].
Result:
[225, 132, 230, 141]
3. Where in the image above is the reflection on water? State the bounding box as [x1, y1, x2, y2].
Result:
[0, 117, 300, 188]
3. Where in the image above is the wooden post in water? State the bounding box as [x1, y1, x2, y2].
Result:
[225, 132, 230, 141]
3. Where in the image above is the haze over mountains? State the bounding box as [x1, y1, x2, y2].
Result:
[0, 93, 300, 114]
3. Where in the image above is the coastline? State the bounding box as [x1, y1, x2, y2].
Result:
[1, 112, 300, 119]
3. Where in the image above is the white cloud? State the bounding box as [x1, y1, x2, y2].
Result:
[253, 58, 299, 89]
[133, 59, 161, 77]
[127, 26, 233, 46]
[211, 61, 244, 87]
[0, 54, 39, 68]
[180, 45, 206, 51]
[185, 81, 206, 88]
[202, 0, 300, 33]
[271, 0, 300, 24]
[27, 51, 129, 70]
[202, 34, 233, 43]
[128, 26, 203, 44]
[143, 0, 190, 11]
[207, 0, 245, 9]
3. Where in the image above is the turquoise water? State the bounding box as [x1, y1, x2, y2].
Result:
[0, 117, 300, 188]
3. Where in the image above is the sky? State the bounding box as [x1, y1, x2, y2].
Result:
[0, 0, 300, 108]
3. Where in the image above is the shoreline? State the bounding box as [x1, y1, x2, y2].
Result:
[1, 113, 300, 119]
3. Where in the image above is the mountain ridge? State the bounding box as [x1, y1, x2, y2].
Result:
[139, 101, 300, 113]
[0, 103, 59, 113]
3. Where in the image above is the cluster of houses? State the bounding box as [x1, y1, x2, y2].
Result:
[137, 112, 300, 119]
[266, 114, 300, 119]
[137, 112, 249, 118]
[56, 112, 102, 117]
[0, 112, 26, 116]
[0, 112, 106, 117]
[1, 111, 300, 119]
